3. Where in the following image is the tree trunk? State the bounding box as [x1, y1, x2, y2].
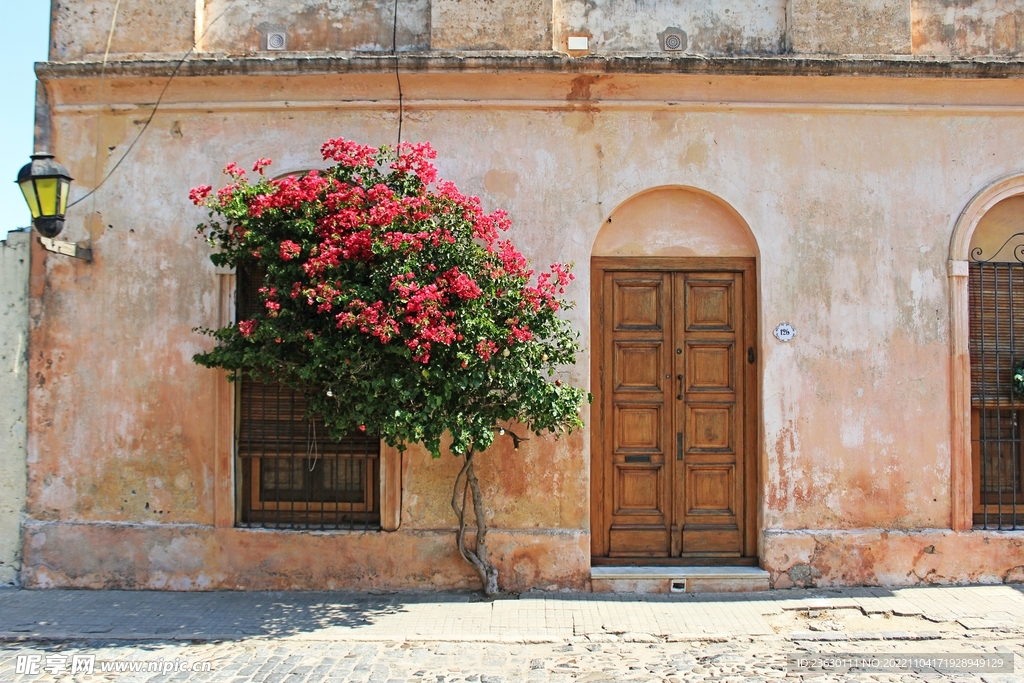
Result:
[451, 450, 500, 596]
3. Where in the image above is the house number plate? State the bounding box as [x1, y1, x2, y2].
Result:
[773, 323, 796, 342]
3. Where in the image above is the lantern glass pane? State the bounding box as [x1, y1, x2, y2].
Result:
[19, 180, 41, 219]
[58, 178, 69, 215]
[35, 178, 58, 217]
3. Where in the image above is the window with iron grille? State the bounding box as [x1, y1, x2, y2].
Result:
[969, 260, 1024, 529]
[236, 266, 381, 530]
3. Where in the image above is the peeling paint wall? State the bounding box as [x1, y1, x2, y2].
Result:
[46, 0, 1024, 60]
[912, 0, 1024, 56]
[30, 0, 1024, 592]
[552, 0, 787, 54]
[765, 529, 1024, 587]
[51, 0, 195, 60]
[199, 0, 430, 54]
[431, 0, 551, 51]
[24, 64, 1024, 589]
[1, 230, 30, 586]
[789, 0, 912, 54]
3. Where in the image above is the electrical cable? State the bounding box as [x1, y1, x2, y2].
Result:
[389, 0, 401, 145]
[88, 0, 123, 216]
[69, 1, 240, 210]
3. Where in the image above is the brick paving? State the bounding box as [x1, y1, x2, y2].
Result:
[2, 585, 1024, 681]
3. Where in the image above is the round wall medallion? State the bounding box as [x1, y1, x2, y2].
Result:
[773, 323, 796, 342]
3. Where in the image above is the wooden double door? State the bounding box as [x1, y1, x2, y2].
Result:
[591, 258, 758, 563]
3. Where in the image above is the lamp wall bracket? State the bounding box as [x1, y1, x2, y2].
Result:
[38, 236, 92, 262]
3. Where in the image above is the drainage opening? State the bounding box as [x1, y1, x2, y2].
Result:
[670, 579, 686, 593]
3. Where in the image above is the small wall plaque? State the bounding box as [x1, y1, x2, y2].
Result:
[773, 323, 796, 342]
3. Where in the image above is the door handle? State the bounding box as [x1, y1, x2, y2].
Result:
[676, 432, 683, 461]
[676, 374, 683, 399]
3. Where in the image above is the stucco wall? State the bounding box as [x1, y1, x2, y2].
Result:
[1, 230, 30, 586]
[20, 64, 1024, 590]
[47, 0, 1024, 60]
[51, 0, 195, 61]
[553, 0, 787, 54]
[199, 0, 431, 54]
[913, 0, 1024, 56]
[789, 0, 912, 54]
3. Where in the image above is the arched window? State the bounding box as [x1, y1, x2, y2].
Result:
[967, 195, 1024, 529]
[235, 263, 382, 530]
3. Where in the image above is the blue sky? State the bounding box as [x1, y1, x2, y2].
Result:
[2, 4, 50, 237]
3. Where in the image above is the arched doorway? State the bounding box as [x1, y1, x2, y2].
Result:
[590, 188, 760, 565]
[949, 174, 1024, 531]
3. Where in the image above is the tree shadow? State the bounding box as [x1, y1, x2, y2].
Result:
[0, 589, 474, 641]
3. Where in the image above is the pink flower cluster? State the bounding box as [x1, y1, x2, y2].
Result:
[252, 158, 272, 175]
[523, 263, 574, 312]
[247, 172, 331, 218]
[321, 138, 378, 168]
[336, 299, 400, 345]
[259, 286, 280, 316]
[199, 139, 577, 367]
[506, 317, 533, 344]
[279, 240, 302, 261]
[475, 340, 498, 362]
[238, 319, 257, 338]
[189, 185, 212, 205]
[390, 142, 439, 186]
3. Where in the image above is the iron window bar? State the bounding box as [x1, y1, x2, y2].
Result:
[969, 232, 1024, 529]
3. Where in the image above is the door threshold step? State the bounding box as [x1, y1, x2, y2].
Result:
[590, 566, 770, 594]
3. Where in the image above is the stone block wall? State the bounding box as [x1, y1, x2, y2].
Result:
[46, 0, 1024, 59]
[913, 0, 1024, 56]
[788, 0, 912, 54]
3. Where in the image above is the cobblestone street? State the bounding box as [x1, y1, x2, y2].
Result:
[3, 585, 1024, 681]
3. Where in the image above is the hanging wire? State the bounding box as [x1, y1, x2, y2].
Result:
[392, 0, 404, 146]
[69, 0, 241, 210]
[88, 0, 123, 217]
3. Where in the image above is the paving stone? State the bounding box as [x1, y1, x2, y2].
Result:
[3, 585, 1024, 681]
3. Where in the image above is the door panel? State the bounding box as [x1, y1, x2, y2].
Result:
[614, 343, 664, 392]
[686, 343, 735, 392]
[613, 279, 665, 330]
[685, 404, 735, 452]
[615, 466, 663, 513]
[685, 279, 735, 331]
[676, 272, 743, 556]
[614, 404, 663, 452]
[688, 465, 735, 513]
[594, 259, 756, 564]
[604, 272, 673, 556]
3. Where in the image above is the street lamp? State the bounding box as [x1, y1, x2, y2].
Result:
[16, 152, 73, 239]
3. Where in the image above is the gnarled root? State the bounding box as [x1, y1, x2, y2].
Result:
[451, 450, 500, 597]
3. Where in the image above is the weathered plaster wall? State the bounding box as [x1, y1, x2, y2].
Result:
[789, 0, 911, 54]
[199, 0, 430, 54]
[24, 66, 1024, 589]
[51, 0, 195, 61]
[431, 0, 551, 51]
[912, 0, 1024, 55]
[552, 0, 787, 54]
[1, 230, 30, 586]
[47, 0, 1024, 59]
[765, 529, 1024, 587]
[21, 523, 589, 591]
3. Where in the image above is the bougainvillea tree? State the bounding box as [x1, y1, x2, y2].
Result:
[191, 139, 588, 595]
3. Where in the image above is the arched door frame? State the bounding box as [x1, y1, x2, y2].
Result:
[948, 172, 1024, 531]
[589, 187, 761, 564]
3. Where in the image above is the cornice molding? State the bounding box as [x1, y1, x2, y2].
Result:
[36, 53, 1024, 81]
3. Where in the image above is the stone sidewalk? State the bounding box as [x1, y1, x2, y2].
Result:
[2, 583, 1024, 643]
